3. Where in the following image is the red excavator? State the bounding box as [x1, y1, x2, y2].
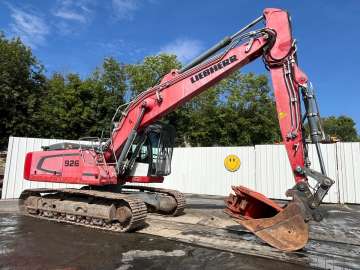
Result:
[20, 8, 334, 252]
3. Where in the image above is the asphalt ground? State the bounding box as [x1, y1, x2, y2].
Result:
[0, 195, 359, 270]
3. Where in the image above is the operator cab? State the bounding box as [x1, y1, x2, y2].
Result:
[127, 123, 175, 177]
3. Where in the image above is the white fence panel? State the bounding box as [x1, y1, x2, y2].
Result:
[254, 144, 294, 200]
[337, 142, 360, 204]
[1, 137, 83, 199]
[159, 146, 256, 196]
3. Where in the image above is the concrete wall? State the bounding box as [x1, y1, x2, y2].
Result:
[2, 136, 360, 204]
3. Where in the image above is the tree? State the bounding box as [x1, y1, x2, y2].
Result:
[126, 54, 181, 96]
[90, 57, 127, 138]
[0, 33, 46, 149]
[39, 57, 127, 140]
[97, 57, 126, 109]
[39, 73, 91, 139]
[322, 116, 358, 142]
[225, 72, 281, 146]
[185, 85, 224, 146]
[187, 72, 280, 146]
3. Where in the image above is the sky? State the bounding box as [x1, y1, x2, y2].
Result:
[0, 0, 359, 132]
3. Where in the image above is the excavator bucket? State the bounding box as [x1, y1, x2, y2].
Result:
[225, 186, 309, 252]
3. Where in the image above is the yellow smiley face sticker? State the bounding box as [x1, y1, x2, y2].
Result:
[224, 154, 241, 172]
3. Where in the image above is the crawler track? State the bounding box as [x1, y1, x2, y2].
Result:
[19, 188, 147, 233]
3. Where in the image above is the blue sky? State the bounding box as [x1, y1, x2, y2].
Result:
[0, 0, 359, 132]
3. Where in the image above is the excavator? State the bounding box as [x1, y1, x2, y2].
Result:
[19, 8, 334, 252]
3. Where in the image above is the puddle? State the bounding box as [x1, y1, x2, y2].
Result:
[118, 249, 186, 269]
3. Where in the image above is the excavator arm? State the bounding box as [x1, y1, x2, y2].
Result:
[23, 8, 334, 251]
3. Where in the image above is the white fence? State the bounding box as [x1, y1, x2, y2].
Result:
[2, 137, 360, 204]
[150, 146, 256, 197]
[336, 142, 360, 203]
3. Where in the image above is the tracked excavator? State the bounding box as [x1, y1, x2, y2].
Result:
[20, 8, 334, 252]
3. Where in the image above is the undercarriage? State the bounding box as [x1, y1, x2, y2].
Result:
[19, 186, 186, 233]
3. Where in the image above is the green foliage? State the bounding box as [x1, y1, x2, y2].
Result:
[39, 57, 127, 141]
[126, 54, 181, 96]
[186, 72, 281, 146]
[39, 73, 94, 139]
[322, 116, 359, 142]
[0, 33, 46, 148]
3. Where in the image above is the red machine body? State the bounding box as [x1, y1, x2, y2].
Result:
[24, 150, 117, 185]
